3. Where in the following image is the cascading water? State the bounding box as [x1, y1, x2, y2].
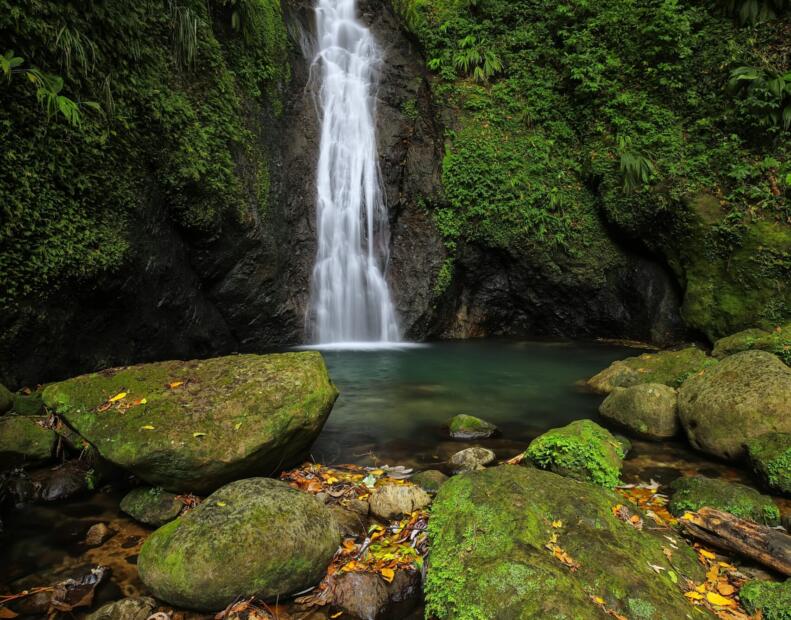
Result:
[308, 0, 400, 347]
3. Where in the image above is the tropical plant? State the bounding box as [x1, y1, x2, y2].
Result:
[452, 35, 502, 82]
[54, 26, 97, 77]
[617, 136, 656, 192]
[728, 65, 791, 131]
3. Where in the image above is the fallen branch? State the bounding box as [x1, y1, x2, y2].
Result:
[679, 507, 791, 576]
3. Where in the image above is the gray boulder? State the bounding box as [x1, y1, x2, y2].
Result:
[599, 383, 679, 439]
[369, 483, 431, 520]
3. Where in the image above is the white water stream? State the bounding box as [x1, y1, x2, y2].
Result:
[308, 0, 400, 347]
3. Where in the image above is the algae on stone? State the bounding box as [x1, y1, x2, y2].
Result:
[746, 433, 791, 496]
[425, 466, 710, 620]
[525, 420, 625, 488]
[668, 476, 780, 526]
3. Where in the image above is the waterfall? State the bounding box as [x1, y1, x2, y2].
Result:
[308, 0, 400, 347]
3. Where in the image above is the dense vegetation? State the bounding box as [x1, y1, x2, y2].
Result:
[394, 0, 790, 339]
[0, 0, 288, 308]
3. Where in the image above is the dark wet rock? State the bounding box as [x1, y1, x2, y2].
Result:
[411, 470, 448, 494]
[587, 347, 713, 395]
[678, 351, 791, 461]
[120, 487, 183, 527]
[747, 433, 791, 496]
[425, 466, 712, 620]
[369, 484, 431, 520]
[332, 569, 421, 620]
[448, 414, 497, 440]
[668, 476, 780, 526]
[739, 580, 791, 620]
[0, 382, 12, 414]
[42, 353, 338, 493]
[85, 522, 113, 547]
[330, 505, 369, 538]
[7, 460, 93, 503]
[599, 383, 679, 440]
[85, 597, 157, 620]
[525, 420, 625, 488]
[448, 447, 495, 473]
[138, 478, 341, 610]
[0, 415, 55, 468]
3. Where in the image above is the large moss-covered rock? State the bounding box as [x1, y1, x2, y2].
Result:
[587, 347, 714, 394]
[678, 351, 791, 460]
[0, 383, 12, 414]
[121, 487, 183, 527]
[42, 353, 338, 493]
[599, 383, 679, 440]
[138, 478, 340, 610]
[426, 466, 710, 620]
[711, 325, 791, 362]
[668, 476, 780, 526]
[0, 416, 56, 468]
[747, 433, 791, 496]
[525, 420, 625, 488]
[13, 391, 46, 416]
[739, 580, 791, 620]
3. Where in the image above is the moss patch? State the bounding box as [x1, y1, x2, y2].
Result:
[739, 580, 791, 620]
[668, 476, 780, 525]
[0, 415, 55, 468]
[746, 433, 791, 495]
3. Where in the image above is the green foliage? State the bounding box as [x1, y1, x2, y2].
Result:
[739, 580, 791, 620]
[728, 65, 791, 132]
[718, 0, 790, 25]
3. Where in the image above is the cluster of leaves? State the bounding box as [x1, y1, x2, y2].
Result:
[0, 0, 289, 308]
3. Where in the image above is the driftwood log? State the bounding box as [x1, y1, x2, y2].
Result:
[679, 507, 791, 576]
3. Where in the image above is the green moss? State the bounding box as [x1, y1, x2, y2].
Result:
[0, 415, 56, 467]
[524, 420, 625, 488]
[668, 476, 780, 525]
[747, 433, 791, 494]
[740, 580, 791, 620]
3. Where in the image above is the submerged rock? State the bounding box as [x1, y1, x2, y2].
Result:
[0, 383, 12, 414]
[0, 415, 55, 468]
[747, 433, 791, 496]
[525, 420, 625, 488]
[425, 466, 711, 620]
[120, 487, 183, 527]
[599, 383, 679, 440]
[587, 347, 713, 394]
[739, 580, 791, 620]
[137, 478, 340, 610]
[447, 414, 498, 440]
[411, 470, 448, 493]
[678, 350, 791, 461]
[85, 597, 157, 620]
[668, 476, 780, 526]
[42, 353, 338, 493]
[332, 569, 421, 620]
[369, 484, 431, 520]
[449, 446, 495, 473]
[85, 523, 113, 547]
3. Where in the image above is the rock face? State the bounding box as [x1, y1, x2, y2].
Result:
[599, 383, 679, 440]
[525, 420, 625, 488]
[449, 447, 495, 473]
[425, 466, 711, 620]
[120, 488, 183, 527]
[42, 353, 338, 493]
[587, 347, 713, 394]
[746, 433, 791, 496]
[668, 476, 780, 526]
[369, 484, 431, 520]
[138, 478, 341, 610]
[678, 351, 791, 460]
[0, 416, 55, 468]
[447, 414, 498, 440]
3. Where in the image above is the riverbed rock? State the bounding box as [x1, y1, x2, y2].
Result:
[449, 446, 495, 473]
[137, 478, 340, 610]
[0, 383, 12, 414]
[678, 350, 791, 460]
[524, 420, 625, 488]
[747, 433, 791, 495]
[329, 505, 369, 538]
[599, 383, 679, 440]
[411, 470, 448, 493]
[739, 580, 791, 620]
[587, 347, 713, 394]
[0, 415, 56, 468]
[13, 391, 46, 416]
[668, 476, 780, 526]
[369, 483, 431, 520]
[425, 465, 711, 620]
[85, 523, 113, 547]
[712, 324, 791, 363]
[85, 597, 157, 620]
[447, 414, 497, 440]
[120, 487, 183, 527]
[332, 569, 421, 620]
[41, 353, 338, 493]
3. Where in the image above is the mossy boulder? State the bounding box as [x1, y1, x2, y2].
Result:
[525, 420, 625, 488]
[587, 347, 714, 395]
[120, 487, 184, 527]
[411, 470, 449, 493]
[0, 416, 56, 468]
[0, 383, 12, 414]
[425, 466, 711, 620]
[13, 391, 46, 416]
[42, 353, 338, 493]
[448, 414, 497, 440]
[599, 383, 679, 440]
[668, 476, 780, 526]
[711, 326, 791, 361]
[138, 478, 341, 610]
[746, 433, 791, 496]
[678, 351, 791, 460]
[739, 580, 791, 620]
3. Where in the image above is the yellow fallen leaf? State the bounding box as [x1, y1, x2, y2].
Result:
[717, 583, 735, 596]
[140, 425, 155, 430]
[330, 614, 342, 619]
[685, 591, 704, 600]
[109, 392, 127, 402]
[216, 501, 226, 507]
[168, 381, 184, 389]
[371, 469, 384, 476]
[193, 432, 207, 438]
[593, 596, 606, 605]
[699, 549, 716, 560]
[696, 584, 707, 593]
[552, 520, 564, 528]
[380, 568, 395, 583]
[706, 591, 735, 607]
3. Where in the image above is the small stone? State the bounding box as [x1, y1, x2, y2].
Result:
[369, 484, 431, 520]
[120, 487, 183, 527]
[411, 470, 449, 493]
[449, 447, 496, 473]
[85, 523, 113, 547]
[85, 597, 157, 620]
[332, 569, 421, 620]
[448, 414, 498, 440]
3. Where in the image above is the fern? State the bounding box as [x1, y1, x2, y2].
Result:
[452, 35, 502, 82]
[617, 136, 656, 192]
